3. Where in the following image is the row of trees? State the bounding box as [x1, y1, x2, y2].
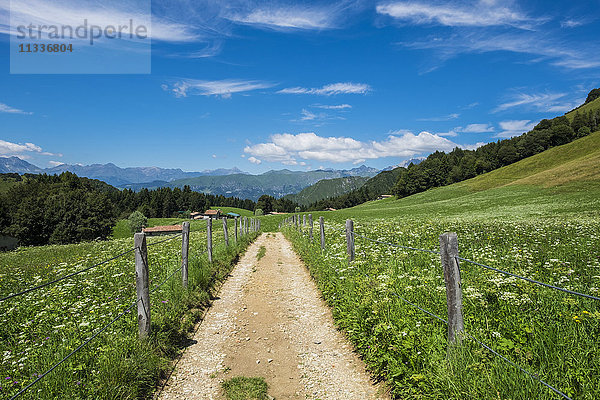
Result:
[309, 90, 600, 210]
[0, 172, 259, 246]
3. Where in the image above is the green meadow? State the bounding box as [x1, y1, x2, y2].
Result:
[0, 218, 257, 399]
[282, 131, 600, 398]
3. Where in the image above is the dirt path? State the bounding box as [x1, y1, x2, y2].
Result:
[158, 233, 388, 400]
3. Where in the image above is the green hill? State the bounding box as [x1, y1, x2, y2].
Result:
[347, 130, 600, 220]
[284, 176, 368, 206]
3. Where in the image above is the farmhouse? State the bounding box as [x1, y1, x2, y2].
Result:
[325, 207, 337, 211]
[377, 194, 393, 200]
[204, 209, 222, 219]
[142, 225, 183, 236]
[189, 211, 202, 219]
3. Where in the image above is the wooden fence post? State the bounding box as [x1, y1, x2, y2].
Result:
[308, 214, 313, 241]
[240, 217, 243, 237]
[134, 233, 150, 339]
[439, 232, 464, 345]
[295, 214, 299, 230]
[319, 216, 325, 250]
[207, 218, 213, 263]
[223, 218, 229, 246]
[235, 217, 239, 243]
[303, 214, 306, 227]
[345, 219, 355, 262]
[181, 222, 190, 289]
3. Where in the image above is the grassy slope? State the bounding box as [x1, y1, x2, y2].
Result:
[343, 130, 600, 221]
[284, 176, 368, 206]
[566, 96, 600, 120]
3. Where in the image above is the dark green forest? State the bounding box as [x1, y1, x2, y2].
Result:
[309, 89, 600, 211]
[0, 172, 258, 246]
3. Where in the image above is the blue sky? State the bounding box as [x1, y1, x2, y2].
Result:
[1, 0, 599, 174]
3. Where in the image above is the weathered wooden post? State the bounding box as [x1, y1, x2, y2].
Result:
[245, 217, 249, 234]
[181, 221, 190, 289]
[303, 214, 306, 227]
[439, 232, 464, 345]
[295, 214, 299, 230]
[207, 218, 213, 263]
[239, 216, 243, 237]
[345, 219, 355, 262]
[308, 214, 314, 241]
[319, 216, 325, 250]
[134, 233, 150, 338]
[235, 217, 239, 243]
[222, 218, 229, 246]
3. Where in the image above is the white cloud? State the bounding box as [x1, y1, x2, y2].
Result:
[300, 109, 317, 121]
[457, 123, 495, 133]
[417, 113, 460, 122]
[0, 103, 32, 115]
[164, 79, 274, 98]
[247, 156, 262, 165]
[561, 19, 585, 28]
[212, 154, 217, 158]
[0, 139, 62, 157]
[3, 0, 199, 43]
[312, 104, 352, 110]
[376, 1, 534, 28]
[494, 92, 582, 113]
[403, 31, 600, 71]
[279, 82, 371, 96]
[48, 160, 65, 167]
[227, 6, 337, 30]
[497, 120, 535, 138]
[244, 131, 459, 165]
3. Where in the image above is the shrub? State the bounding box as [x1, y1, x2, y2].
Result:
[128, 211, 147, 233]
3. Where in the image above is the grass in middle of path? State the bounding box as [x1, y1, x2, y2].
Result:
[257, 246, 266, 261]
[222, 377, 269, 400]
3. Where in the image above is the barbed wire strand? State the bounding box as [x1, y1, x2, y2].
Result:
[0, 248, 136, 303]
[8, 299, 138, 400]
[351, 230, 441, 255]
[313, 229, 573, 400]
[456, 256, 600, 302]
[146, 233, 183, 247]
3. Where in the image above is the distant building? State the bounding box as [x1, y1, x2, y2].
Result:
[142, 225, 183, 236]
[203, 209, 222, 219]
[190, 212, 202, 219]
[268, 212, 287, 215]
[325, 207, 337, 211]
[226, 212, 241, 218]
[377, 194, 394, 200]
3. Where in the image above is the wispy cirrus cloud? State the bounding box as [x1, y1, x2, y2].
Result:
[417, 113, 460, 122]
[493, 91, 583, 113]
[457, 123, 495, 133]
[2, 0, 200, 42]
[244, 131, 459, 165]
[401, 30, 600, 71]
[376, 1, 536, 28]
[0, 103, 33, 115]
[227, 6, 337, 30]
[497, 120, 536, 138]
[279, 82, 371, 96]
[312, 104, 352, 110]
[163, 79, 275, 98]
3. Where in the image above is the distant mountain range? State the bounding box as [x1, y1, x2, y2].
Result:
[0, 157, 248, 186]
[382, 158, 425, 171]
[122, 166, 380, 201]
[0, 157, 381, 201]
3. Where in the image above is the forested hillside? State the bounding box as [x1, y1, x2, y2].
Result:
[310, 88, 600, 210]
[0, 172, 259, 246]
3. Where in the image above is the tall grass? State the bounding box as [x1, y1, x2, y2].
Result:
[0, 228, 258, 399]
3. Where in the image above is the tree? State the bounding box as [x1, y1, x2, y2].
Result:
[128, 211, 147, 233]
[255, 209, 264, 216]
[577, 126, 591, 138]
[256, 195, 275, 214]
[549, 124, 574, 146]
[585, 88, 600, 104]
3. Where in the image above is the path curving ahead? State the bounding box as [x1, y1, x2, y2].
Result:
[158, 232, 388, 400]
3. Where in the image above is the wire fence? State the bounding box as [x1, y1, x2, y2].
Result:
[3, 217, 259, 399]
[279, 214, 599, 400]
